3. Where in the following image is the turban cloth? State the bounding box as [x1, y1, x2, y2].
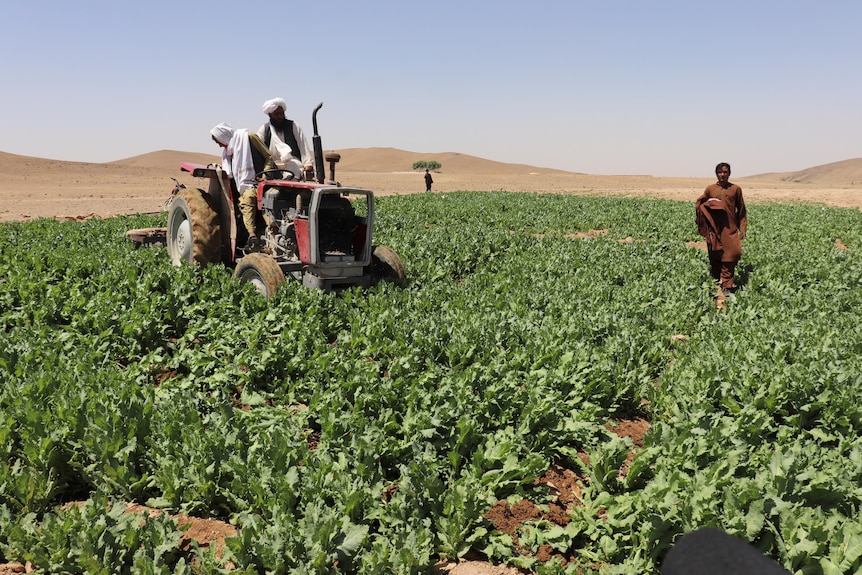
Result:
[210, 123, 234, 146]
[262, 98, 287, 115]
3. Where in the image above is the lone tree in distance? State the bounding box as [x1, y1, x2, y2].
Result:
[412, 160, 441, 171]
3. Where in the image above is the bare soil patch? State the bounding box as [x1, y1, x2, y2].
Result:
[476, 418, 650, 570]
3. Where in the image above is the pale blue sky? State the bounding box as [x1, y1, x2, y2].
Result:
[1, 0, 860, 176]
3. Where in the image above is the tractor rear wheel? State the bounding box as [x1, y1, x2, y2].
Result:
[234, 253, 285, 298]
[167, 188, 222, 265]
[370, 245, 406, 284]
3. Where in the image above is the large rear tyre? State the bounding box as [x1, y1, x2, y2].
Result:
[370, 245, 406, 284]
[167, 188, 222, 266]
[234, 253, 285, 298]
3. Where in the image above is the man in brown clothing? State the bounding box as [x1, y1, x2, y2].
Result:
[695, 162, 747, 297]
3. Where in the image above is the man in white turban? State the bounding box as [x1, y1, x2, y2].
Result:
[210, 122, 276, 240]
[257, 98, 315, 180]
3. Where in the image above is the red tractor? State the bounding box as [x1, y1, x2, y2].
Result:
[164, 103, 405, 298]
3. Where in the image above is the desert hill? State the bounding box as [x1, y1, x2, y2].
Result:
[330, 147, 578, 176]
[108, 150, 221, 170]
[0, 148, 565, 179]
[110, 148, 573, 176]
[747, 158, 862, 186]
[5, 148, 862, 185]
[3, 148, 862, 222]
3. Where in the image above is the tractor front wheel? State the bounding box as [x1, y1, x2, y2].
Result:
[370, 245, 406, 285]
[167, 188, 222, 265]
[234, 253, 285, 298]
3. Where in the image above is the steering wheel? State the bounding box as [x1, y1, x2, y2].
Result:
[257, 168, 296, 181]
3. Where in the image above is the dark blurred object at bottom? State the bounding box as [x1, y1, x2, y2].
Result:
[661, 528, 790, 575]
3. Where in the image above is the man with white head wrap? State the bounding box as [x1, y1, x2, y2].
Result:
[210, 122, 276, 239]
[257, 98, 315, 179]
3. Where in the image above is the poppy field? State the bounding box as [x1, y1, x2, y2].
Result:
[2, 191, 862, 574]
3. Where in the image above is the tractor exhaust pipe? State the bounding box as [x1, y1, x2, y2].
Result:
[312, 102, 325, 184]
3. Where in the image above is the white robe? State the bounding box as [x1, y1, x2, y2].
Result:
[222, 129, 256, 191]
[256, 121, 314, 174]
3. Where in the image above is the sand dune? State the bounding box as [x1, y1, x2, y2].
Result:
[748, 157, 862, 186]
[8, 149, 862, 183]
[329, 147, 578, 176]
[1, 149, 861, 222]
[108, 150, 221, 170]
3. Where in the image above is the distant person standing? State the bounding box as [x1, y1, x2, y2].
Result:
[695, 162, 748, 297]
[424, 169, 433, 192]
[257, 98, 315, 180]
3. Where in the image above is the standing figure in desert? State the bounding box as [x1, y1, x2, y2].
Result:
[424, 169, 433, 192]
[695, 162, 748, 297]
